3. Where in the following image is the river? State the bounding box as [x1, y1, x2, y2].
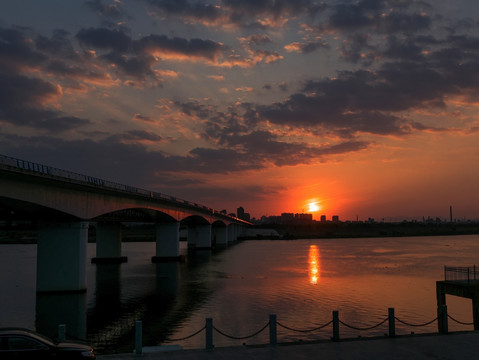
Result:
[1, 235, 478, 353]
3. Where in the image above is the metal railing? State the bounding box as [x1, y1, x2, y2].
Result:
[444, 265, 478, 284]
[0, 154, 246, 223]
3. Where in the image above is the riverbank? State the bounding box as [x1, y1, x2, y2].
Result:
[2, 221, 479, 244]
[249, 221, 479, 240]
[98, 331, 479, 360]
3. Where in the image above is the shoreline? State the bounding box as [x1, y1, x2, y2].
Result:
[1, 222, 479, 244]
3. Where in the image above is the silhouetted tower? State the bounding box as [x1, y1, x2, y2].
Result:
[237, 206, 245, 219]
[450, 205, 453, 223]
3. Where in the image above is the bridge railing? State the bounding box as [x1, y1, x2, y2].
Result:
[444, 265, 478, 283]
[0, 154, 243, 222]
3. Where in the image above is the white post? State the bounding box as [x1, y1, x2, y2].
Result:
[135, 321, 142, 355]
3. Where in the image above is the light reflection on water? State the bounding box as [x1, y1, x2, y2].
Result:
[309, 245, 320, 284]
[1, 235, 479, 352]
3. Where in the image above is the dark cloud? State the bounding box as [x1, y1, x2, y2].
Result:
[313, 0, 435, 65]
[0, 128, 370, 186]
[0, 27, 48, 71]
[249, 29, 479, 137]
[136, 34, 224, 61]
[133, 114, 155, 122]
[75, 27, 225, 79]
[108, 130, 163, 143]
[0, 72, 90, 132]
[245, 34, 272, 46]
[147, 0, 223, 24]
[35, 29, 78, 59]
[323, 0, 432, 34]
[84, 0, 130, 22]
[76, 27, 132, 52]
[339, 33, 376, 64]
[146, 0, 321, 29]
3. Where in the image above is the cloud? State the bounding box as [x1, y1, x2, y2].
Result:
[0, 27, 48, 71]
[108, 130, 163, 143]
[76, 27, 273, 78]
[208, 74, 225, 81]
[240, 34, 272, 46]
[133, 113, 155, 122]
[146, 0, 321, 29]
[284, 40, 328, 54]
[146, 0, 224, 26]
[322, 0, 432, 34]
[77, 27, 132, 52]
[0, 72, 91, 132]
[137, 34, 224, 61]
[84, 0, 130, 22]
[247, 28, 479, 137]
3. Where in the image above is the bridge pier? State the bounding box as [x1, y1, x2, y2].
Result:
[37, 222, 89, 293]
[152, 222, 182, 262]
[228, 224, 241, 244]
[187, 224, 212, 249]
[213, 226, 228, 248]
[92, 222, 127, 264]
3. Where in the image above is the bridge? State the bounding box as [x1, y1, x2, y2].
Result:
[0, 154, 250, 293]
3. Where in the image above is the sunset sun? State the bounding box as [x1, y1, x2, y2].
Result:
[307, 201, 321, 213]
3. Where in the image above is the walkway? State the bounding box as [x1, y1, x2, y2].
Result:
[98, 331, 479, 359]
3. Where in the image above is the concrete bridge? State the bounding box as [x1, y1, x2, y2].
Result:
[0, 154, 250, 293]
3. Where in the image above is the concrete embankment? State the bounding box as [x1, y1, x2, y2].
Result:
[98, 331, 479, 360]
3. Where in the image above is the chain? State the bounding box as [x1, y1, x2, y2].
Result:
[447, 314, 474, 326]
[277, 320, 333, 333]
[394, 316, 438, 327]
[164, 326, 206, 342]
[212, 322, 270, 340]
[338, 317, 388, 331]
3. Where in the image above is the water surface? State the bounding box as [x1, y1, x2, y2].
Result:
[1, 235, 478, 351]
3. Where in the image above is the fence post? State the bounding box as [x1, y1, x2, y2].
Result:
[269, 314, 277, 346]
[58, 324, 66, 342]
[205, 318, 213, 350]
[439, 304, 448, 334]
[388, 308, 395, 337]
[135, 321, 142, 355]
[332, 311, 339, 341]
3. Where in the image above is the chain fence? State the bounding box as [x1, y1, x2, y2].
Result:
[55, 305, 476, 355]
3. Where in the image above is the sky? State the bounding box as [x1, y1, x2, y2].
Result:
[1, 0, 479, 221]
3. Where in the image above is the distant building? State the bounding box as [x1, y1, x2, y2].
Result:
[294, 213, 313, 223]
[281, 213, 294, 221]
[237, 206, 245, 218]
[332, 215, 339, 222]
[237, 206, 251, 221]
[320, 215, 326, 222]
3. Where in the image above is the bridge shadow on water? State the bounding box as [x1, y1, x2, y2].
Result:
[34, 246, 230, 354]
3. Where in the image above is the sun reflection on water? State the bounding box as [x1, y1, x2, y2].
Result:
[309, 245, 320, 284]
